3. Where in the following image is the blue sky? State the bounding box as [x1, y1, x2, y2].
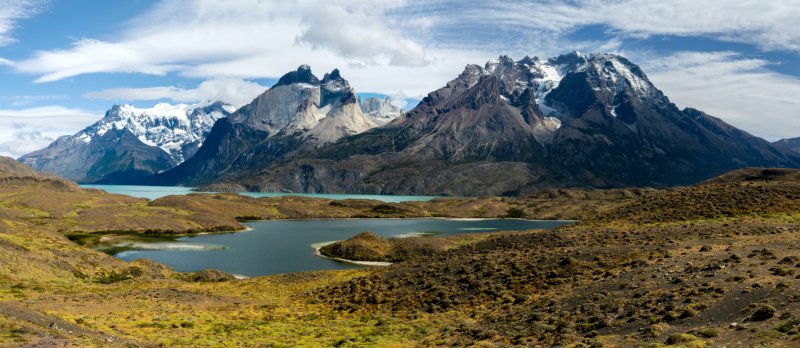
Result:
[1, 0, 800, 157]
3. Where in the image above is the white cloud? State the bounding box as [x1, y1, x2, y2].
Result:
[642, 51, 800, 141]
[84, 78, 267, 108]
[10, 0, 488, 97]
[466, 0, 800, 53]
[295, 2, 428, 66]
[386, 91, 413, 110]
[0, 106, 100, 158]
[11, 0, 800, 88]
[0, 0, 43, 46]
[0, 94, 68, 107]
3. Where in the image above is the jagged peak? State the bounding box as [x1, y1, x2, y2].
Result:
[321, 68, 342, 82]
[485, 55, 515, 73]
[549, 51, 637, 70]
[517, 55, 539, 67]
[461, 64, 483, 75]
[274, 65, 320, 87]
[321, 68, 351, 93]
[191, 101, 237, 117]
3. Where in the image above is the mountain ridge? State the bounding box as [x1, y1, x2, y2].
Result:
[191, 52, 798, 195]
[773, 137, 800, 156]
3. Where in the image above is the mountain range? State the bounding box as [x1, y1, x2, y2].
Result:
[19, 52, 800, 195]
[19, 102, 234, 183]
[180, 52, 798, 195]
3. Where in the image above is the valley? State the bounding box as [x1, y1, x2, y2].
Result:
[0, 156, 799, 346]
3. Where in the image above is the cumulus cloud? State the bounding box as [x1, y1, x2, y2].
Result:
[0, 106, 100, 158]
[295, 2, 428, 66]
[642, 51, 800, 141]
[84, 78, 267, 108]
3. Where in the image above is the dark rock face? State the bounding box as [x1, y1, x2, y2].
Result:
[150, 118, 304, 186]
[273, 64, 319, 87]
[201, 52, 797, 196]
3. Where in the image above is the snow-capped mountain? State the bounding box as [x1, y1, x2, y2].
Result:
[82, 102, 234, 163]
[360, 97, 402, 125]
[19, 102, 233, 183]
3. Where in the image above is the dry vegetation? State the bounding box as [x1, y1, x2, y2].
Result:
[0, 159, 798, 346]
[318, 231, 511, 263]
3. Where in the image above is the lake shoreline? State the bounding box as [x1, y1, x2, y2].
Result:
[312, 242, 393, 267]
[104, 218, 572, 276]
[80, 184, 441, 202]
[86, 216, 575, 253]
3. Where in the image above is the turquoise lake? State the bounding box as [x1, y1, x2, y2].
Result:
[104, 218, 572, 277]
[80, 184, 440, 202]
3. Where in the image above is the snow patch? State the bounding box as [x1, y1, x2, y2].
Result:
[84, 101, 233, 164]
[77, 133, 92, 144]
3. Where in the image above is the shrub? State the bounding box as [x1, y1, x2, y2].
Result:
[665, 333, 698, 344]
[749, 304, 776, 321]
[505, 208, 526, 218]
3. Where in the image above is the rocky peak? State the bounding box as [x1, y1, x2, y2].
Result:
[274, 65, 320, 87]
[225, 65, 376, 143]
[360, 97, 402, 125]
[540, 52, 666, 122]
[189, 101, 237, 121]
[321, 69, 351, 92]
[484, 55, 516, 74]
[517, 55, 539, 67]
[320, 68, 356, 108]
[549, 50, 588, 68]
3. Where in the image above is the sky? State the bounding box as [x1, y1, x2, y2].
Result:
[0, 0, 799, 158]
